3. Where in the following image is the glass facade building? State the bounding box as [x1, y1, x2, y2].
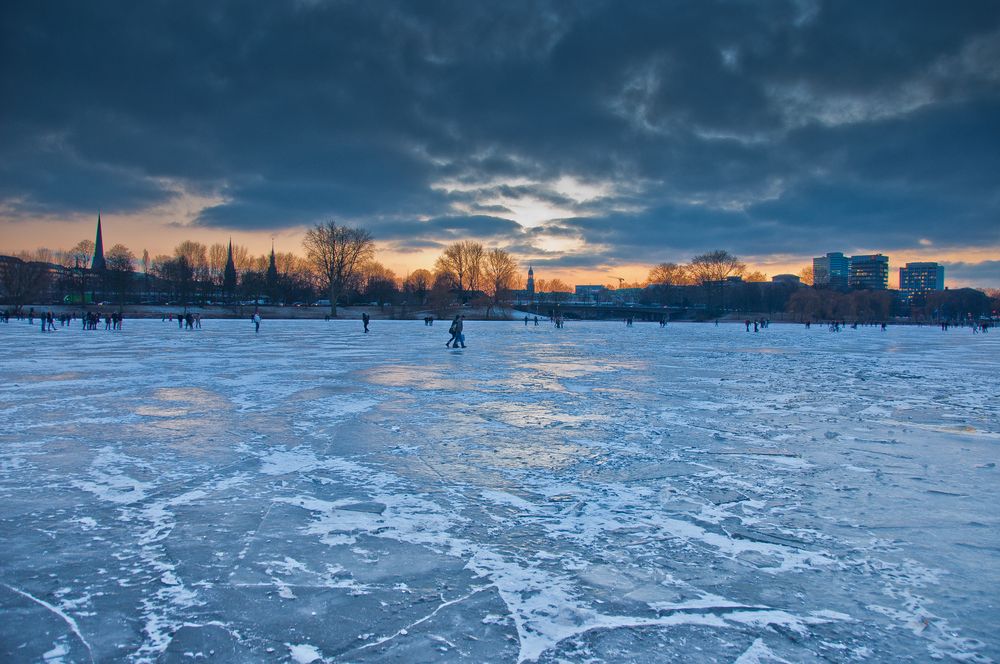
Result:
[813, 252, 850, 289]
[899, 262, 944, 302]
[848, 254, 889, 290]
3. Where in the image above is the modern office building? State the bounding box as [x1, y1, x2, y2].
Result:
[899, 262, 944, 302]
[849, 254, 889, 290]
[813, 252, 849, 289]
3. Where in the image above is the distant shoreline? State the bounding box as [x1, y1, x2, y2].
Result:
[7, 303, 522, 321]
[5, 304, 977, 325]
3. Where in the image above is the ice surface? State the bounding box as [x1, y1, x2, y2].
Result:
[1, 319, 998, 662]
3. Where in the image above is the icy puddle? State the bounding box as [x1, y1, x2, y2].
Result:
[1, 319, 998, 662]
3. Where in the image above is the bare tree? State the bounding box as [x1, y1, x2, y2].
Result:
[647, 262, 693, 286]
[105, 244, 136, 307]
[546, 278, 573, 304]
[240, 255, 269, 305]
[403, 269, 433, 305]
[744, 270, 768, 282]
[689, 250, 746, 284]
[32, 247, 55, 264]
[174, 241, 208, 269]
[273, 251, 301, 275]
[798, 266, 814, 286]
[60, 240, 96, 304]
[434, 240, 484, 303]
[357, 261, 399, 308]
[174, 241, 211, 302]
[482, 248, 519, 318]
[66, 240, 95, 269]
[302, 221, 375, 316]
[208, 243, 228, 286]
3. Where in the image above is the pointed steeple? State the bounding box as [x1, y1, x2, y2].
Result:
[223, 237, 237, 295]
[91, 212, 106, 271]
[526, 265, 535, 295]
[266, 239, 278, 285]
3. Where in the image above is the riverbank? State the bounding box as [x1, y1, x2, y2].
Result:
[6, 303, 527, 321]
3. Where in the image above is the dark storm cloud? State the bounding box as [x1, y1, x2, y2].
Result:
[2, 0, 999, 270]
[382, 239, 446, 254]
[944, 260, 1000, 285]
[372, 215, 525, 243]
[0, 134, 177, 216]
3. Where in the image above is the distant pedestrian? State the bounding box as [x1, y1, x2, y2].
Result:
[524, 315, 529, 326]
[362, 312, 370, 333]
[446, 315, 460, 348]
[253, 312, 261, 333]
[456, 315, 466, 347]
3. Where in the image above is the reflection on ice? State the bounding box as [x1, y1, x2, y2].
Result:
[0, 320, 997, 662]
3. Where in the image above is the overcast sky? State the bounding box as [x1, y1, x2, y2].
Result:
[2, 0, 999, 286]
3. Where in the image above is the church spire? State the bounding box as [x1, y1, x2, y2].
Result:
[266, 239, 278, 285]
[91, 212, 106, 271]
[223, 237, 237, 295]
[266, 238, 278, 294]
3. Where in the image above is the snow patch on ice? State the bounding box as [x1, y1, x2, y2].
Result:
[733, 637, 791, 664]
[287, 642, 323, 663]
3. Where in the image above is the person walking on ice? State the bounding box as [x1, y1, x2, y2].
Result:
[252, 311, 261, 333]
[446, 315, 466, 348]
[362, 312, 370, 333]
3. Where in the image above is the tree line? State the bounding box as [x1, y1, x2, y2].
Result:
[2, 231, 997, 321]
[0, 222, 525, 318]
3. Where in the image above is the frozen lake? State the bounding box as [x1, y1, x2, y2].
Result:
[1, 318, 997, 663]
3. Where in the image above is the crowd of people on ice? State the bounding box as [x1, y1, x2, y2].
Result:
[0, 307, 127, 331]
[745, 318, 771, 332]
[163, 312, 203, 329]
[0, 305, 993, 344]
